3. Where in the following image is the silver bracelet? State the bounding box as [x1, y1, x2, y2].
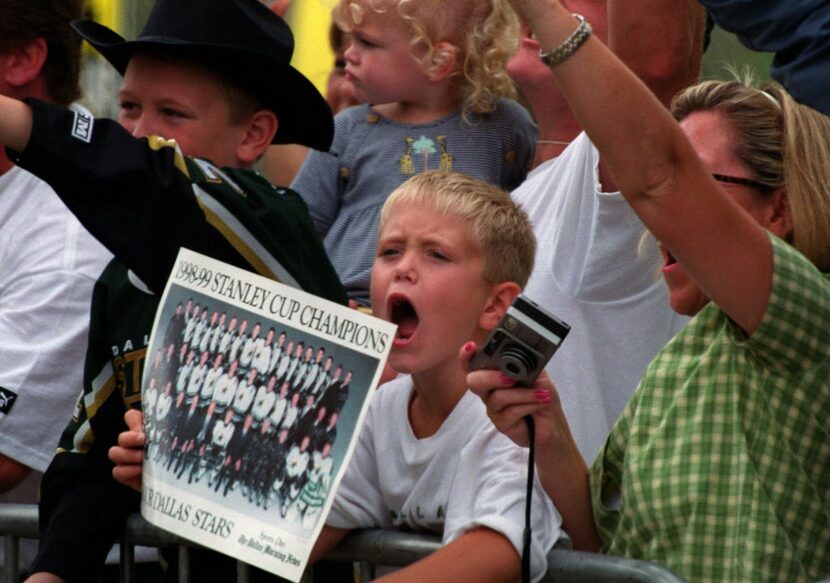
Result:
[539, 14, 592, 68]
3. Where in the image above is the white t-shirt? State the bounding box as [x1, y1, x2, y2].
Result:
[0, 166, 111, 568]
[328, 376, 563, 582]
[512, 133, 688, 462]
[0, 167, 111, 471]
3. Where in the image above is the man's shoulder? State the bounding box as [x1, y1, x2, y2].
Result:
[0, 166, 111, 269]
[187, 161, 318, 228]
[0, 165, 54, 205]
[188, 159, 298, 200]
[93, 258, 154, 297]
[512, 133, 598, 203]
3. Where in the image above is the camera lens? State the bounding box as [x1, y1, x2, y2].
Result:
[499, 345, 536, 379]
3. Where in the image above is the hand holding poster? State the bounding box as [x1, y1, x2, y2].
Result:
[140, 249, 395, 581]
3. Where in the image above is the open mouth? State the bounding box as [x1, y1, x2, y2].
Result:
[389, 295, 419, 343]
[658, 242, 681, 275]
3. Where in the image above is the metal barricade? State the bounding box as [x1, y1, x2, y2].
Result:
[0, 504, 689, 583]
[544, 549, 688, 583]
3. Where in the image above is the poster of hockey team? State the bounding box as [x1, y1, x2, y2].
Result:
[140, 249, 395, 581]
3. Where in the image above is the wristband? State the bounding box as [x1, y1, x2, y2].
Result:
[539, 14, 592, 68]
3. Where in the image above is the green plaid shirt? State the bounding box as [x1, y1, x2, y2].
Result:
[591, 234, 830, 582]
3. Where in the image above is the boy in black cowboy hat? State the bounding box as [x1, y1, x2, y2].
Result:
[0, 1, 346, 581]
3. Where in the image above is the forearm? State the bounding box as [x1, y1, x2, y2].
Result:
[24, 573, 65, 583]
[309, 525, 350, 564]
[33, 452, 140, 581]
[524, 377, 601, 552]
[535, 440, 600, 552]
[376, 528, 519, 583]
[0, 455, 32, 493]
[464, 363, 602, 552]
[0, 95, 32, 153]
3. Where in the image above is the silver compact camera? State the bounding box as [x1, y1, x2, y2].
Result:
[470, 295, 570, 387]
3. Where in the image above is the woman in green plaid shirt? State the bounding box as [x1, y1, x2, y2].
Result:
[466, 1, 830, 581]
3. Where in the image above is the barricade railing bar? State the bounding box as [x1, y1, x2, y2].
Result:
[0, 504, 690, 583]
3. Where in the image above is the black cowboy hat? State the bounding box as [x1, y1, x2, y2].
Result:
[72, 0, 333, 151]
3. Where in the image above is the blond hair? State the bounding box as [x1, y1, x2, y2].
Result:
[379, 171, 536, 286]
[672, 79, 830, 272]
[335, 0, 519, 118]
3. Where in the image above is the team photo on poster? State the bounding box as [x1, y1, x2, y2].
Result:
[139, 250, 394, 581]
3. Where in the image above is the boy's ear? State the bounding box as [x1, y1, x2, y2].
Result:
[236, 109, 279, 165]
[478, 281, 522, 331]
[0, 38, 48, 90]
[424, 42, 459, 82]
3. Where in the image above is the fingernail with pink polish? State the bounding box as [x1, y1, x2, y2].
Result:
[500, 374, 515, 385]
[535, 389, 551, 403]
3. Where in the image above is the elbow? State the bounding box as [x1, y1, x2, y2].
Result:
[614, 131, 687, 204]
[617, 164, 680, 211]
[0, 455, 33, 493]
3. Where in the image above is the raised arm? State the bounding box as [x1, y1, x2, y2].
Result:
[1, 96, 346, 304]
[515, 0, 773, 333]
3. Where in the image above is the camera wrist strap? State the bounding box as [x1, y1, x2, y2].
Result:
[522, 415, 535, 583]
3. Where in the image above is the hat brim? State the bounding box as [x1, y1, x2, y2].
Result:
[72, 20, 333, 151]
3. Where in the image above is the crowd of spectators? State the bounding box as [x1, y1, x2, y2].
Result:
[0, 0, 827, 581]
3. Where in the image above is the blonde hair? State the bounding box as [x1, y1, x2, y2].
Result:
[335, 0, 519, 118]
[379, 171, 536, 286]
[672, 79, 830, 272]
